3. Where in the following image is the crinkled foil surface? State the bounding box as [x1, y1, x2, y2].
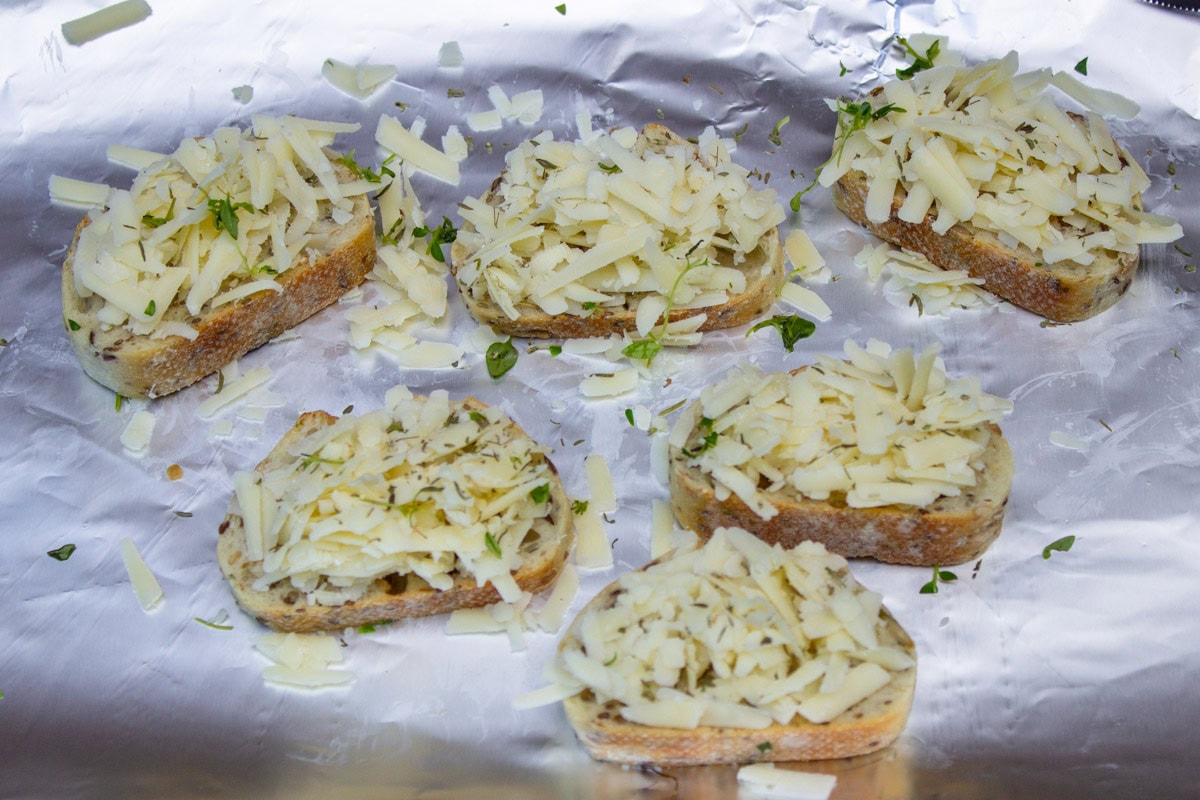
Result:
[3, 1, 1200, 797]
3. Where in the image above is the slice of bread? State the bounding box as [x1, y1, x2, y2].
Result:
[667, 351, 1014, 567]
[557, 530, 917, 766]
[670, 420, 1012, 567]
[217, 398, 574, 633]
[832, 168, 1138, 322]
[62, 184, 374, 399]
[449, 123, 786, 339]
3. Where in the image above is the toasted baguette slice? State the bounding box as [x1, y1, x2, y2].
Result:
[667, 350, 1014, 567]
[558, 529, 916, 766]
[449, 123, 786, 339]
[832, 169, 1137, 323]
[218, 398, 573, 633]
[671, 420, 1012, 567]
[62, 189, 374, 399]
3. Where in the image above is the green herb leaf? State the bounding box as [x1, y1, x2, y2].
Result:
[581, 301, 598, 311]
[920, 564, 956, 594]
[555, 2, 566, 13]
[548, 344, 562, 356]
[411, 216, 458, 263]
[603, 654, 617, 666]
[207, 195, 255, 240]
[114, 393, 125, 412]
[621, 337, 663, 362]
[358, 623, 377, 633]
[680, 417, 718, 458]
[67, 318, 81, 331]
[193, 615, 234, 631]
[1074, 57, 1088, 76]
[732, 122, 749, 144]
[535, 158, 559, 170]
[746, 315, 816, 352]
[469, 411, 488, 425]
[144, 299, 156, 317]
[530, 484, 551, 504]
[142, 197, 176, 229]
[624, 408, 636, 426]
[335, 150, 392, 183]
[47, 543, 76, 561]
[909, 293, 924, 316]
[895, 36, 939, 80]
[839, 61, 849, 77]
[1042, 535, 1076, 559]
[485, 532, 503, 558]
[300, 453, 346, 472]
[768, 116, 790, 147]
[173, 510, 193, 518]
[571, 500, 589, 515]
[447, 88, 465, 98]
[486, 338, 518, 378]
[756, 741, 773, 753]
[597, 162, 621, 173]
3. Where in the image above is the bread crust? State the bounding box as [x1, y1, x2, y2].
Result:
[61, 175, 376, 399]
[560, 576, 916, 766]
[449, 124, 786, 339]
[217, 402, 574, 633]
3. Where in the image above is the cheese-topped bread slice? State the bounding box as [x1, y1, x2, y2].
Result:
[820, 46, 1181, 321]
[61, 115, 378, 398]
[669, 339, 1013, 566]
[449, 123, 786, 342]
[539, 527, 916, 765]
[217, 389, 574, 633]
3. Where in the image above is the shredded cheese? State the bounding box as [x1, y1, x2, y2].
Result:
[549, 528, 913, 729]
[233, 391, 559, 608]
[454, 124, 785, 329]
[821, 49, 1182, 269]
[673, 340, 1012, 512]
[61, 116, 371, 340]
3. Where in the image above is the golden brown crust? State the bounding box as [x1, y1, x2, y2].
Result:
[61, 183, 376, 399]
[217, 402, 575, 633]
[449, 124, 787, 339]
[560, 578, 916, 766]
[832, 168, 1138, 323]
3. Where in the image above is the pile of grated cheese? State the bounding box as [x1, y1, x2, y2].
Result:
[855, 243, 995, 314]
[60, 115, 375, 340]
[232, 388, 559, 607]
[454, 116, 786, 338]
[670, 339, 1012, 514]
[535, 527, 913, 730]
[818, 44, 1182, 266]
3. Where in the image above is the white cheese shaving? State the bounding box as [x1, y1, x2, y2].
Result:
[256, 632, 354, 689]
[583, 454, 616, 513]
[573, 504, 613, 570]
[375, 115, 461, 185]
[120, 537, 164, 612]
[195, 367, 272, 419]
[61, 0, 152, 45]
[48, 175, 110, 208]
[854, 244, 994, 315]
[736, 764, 837, 799]
[437, 41, 464, 68]
[1050, 430, 1088, 450]
[579, 368, 639, 397]
[107, 144, 166, 171]
[120, 409, 155, 453]
[321, 58, 396, 100]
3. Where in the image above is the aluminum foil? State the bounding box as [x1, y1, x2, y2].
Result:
[3, 0, 1200, 797]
